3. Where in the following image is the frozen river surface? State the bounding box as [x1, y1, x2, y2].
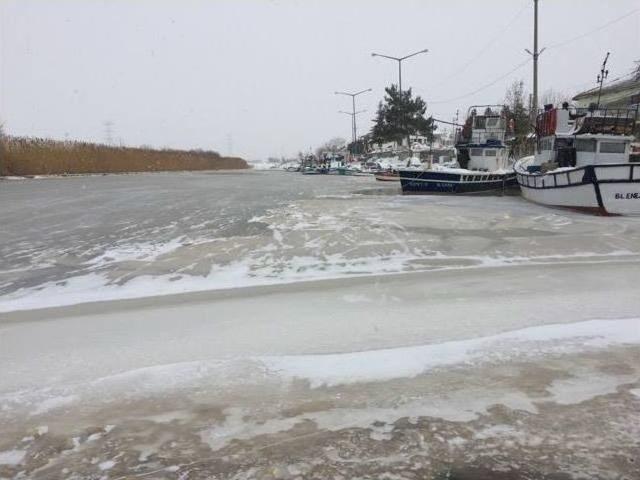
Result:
[1, 171, 639, 479]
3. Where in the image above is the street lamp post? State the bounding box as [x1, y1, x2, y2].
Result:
[371, 48, 428, 148]
[339, 109, 367, 156]
[335, 88, 372, 155]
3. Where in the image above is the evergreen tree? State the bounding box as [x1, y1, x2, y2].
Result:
[503, 80, 531, 138]
[371, 85, 436, 145]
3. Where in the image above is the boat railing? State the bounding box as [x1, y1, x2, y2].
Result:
[517, 163, 637, 190]
[571, 106, 639, 136]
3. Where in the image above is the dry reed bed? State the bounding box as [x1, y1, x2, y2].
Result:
[0, 137, 248, 176]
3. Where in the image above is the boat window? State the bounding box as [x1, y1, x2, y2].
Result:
[575, 138, 596, 152]
[486, 118, 499, 127]
[470, 148, 483, 156]
[484, 150, 497, 157]
[554, 138, 572, 149]
[599, 142, 626, 154]
[538, 137, 553, 152]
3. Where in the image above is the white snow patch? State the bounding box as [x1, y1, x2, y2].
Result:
[201, 391, 537, 452]
[98, 460, 116, 471]
[342, 293, 373, 303]
[0, 449, 26, 466]
[88, 237, 187, 267]
[32, 394, 77, 415]
[87, 432, 103, 442]
[546, 373, 636, 405]
[142, 410, 192, 423]
[262, 318, 640, 388]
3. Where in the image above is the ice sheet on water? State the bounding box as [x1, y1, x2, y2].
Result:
[0, 249, 636, 313]
[4, 317, 639, 419]
[2, 190, 640, 312]
[261, 318, 640, 388]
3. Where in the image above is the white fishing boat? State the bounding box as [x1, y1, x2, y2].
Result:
[514, 104, 639, 215]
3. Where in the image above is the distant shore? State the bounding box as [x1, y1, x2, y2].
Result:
[0, 169, 254, 181]
[0, 136, 249, 176]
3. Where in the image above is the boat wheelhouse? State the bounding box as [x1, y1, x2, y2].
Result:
[400, 105, 517, 194]
[514, 104, 640, 215]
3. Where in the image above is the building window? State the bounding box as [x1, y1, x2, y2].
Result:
[575, 138, 596, 152]
[470, 148, 483, 156]
[599, 142, 626, 154]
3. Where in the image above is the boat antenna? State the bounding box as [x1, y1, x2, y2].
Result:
[596, 52, 610, 109]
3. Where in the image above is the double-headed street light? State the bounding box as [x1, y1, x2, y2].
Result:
[371, 48, 428, 97]
[371, 48, 428, 149]
[334, 88, 372, 154]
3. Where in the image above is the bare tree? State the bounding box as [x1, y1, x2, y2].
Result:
[315, 137, 347, 157]
[540, 88, 573, 108]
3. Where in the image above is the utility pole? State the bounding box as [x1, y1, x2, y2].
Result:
[103, 121, 114, 145]
[454, 109, 459, 143]
[335, 88, 372, 156]
[372, 48, 429, 149]
[596, 52, 610, 109]
[532, 0, 538, 113]
[226, 133, 234, 156]
[525, 0, 545, 118]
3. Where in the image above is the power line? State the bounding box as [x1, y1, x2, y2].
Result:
[430, 58, 531, 105]
[546, 8, 639, 51]
[565, 67, 639, 97]
[431, 0, 529, 88]
[428, 7, 639, 106]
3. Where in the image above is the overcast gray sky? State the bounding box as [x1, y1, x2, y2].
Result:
[1, 0, 638, 160]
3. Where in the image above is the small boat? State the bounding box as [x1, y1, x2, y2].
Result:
[302, 166, 329, 175]
[514, 104, 640, 215]
[374, 170, 400, 182]
[399, 106, 517, 194]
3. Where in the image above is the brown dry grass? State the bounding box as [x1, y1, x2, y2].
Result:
[0, 137, 249, 176]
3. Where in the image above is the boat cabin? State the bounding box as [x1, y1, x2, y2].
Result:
[458, 105, 511, 172]
[532, 104, 637, 170]
[467, 141, 509, 172]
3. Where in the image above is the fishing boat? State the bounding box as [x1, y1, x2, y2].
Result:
[514, 103, 640, 215]
[301, 166, 329, 175]
[374, 170, 400, 181]
[399, 106, 517, 194]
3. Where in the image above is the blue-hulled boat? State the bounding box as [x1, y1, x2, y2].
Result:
[400, 105, 517, 194]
